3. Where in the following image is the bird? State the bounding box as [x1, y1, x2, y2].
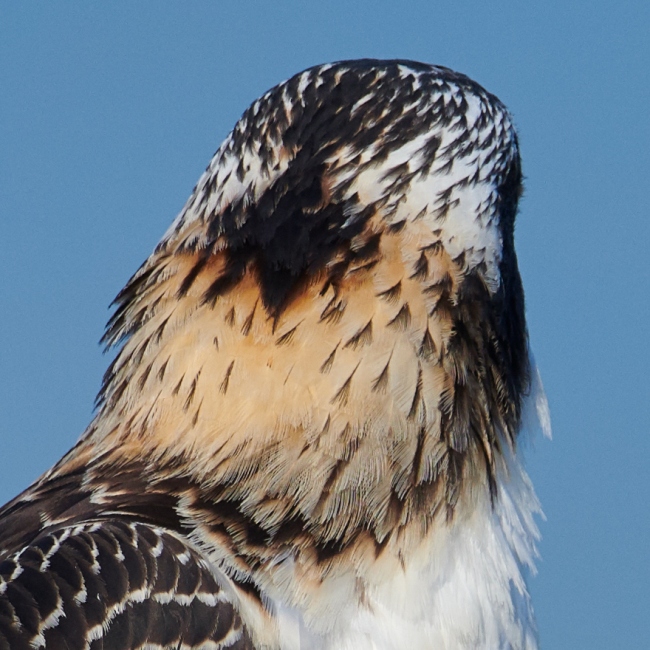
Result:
[0, 59, 551, 650]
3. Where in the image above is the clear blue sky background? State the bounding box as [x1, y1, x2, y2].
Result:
[1, 2, 648, 647]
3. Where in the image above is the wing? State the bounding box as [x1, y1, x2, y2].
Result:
[0, 519, 253, 650]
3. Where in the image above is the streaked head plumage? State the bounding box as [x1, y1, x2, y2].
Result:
[159, 60, 520, 309]
[93, 60, 528, 537]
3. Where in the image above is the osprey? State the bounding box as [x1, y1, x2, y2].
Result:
[0, 60, 550, 649]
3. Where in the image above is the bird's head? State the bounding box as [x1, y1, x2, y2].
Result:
[85, 60, 528, 531]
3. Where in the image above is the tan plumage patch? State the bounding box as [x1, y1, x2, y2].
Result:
[71, 206, 505, 561]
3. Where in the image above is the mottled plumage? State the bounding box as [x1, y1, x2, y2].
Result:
[0, 60, 550, 649]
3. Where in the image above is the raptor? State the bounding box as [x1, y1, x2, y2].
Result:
[0, 59, 550, 649]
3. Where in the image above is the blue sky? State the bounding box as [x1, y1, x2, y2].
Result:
[1, 2, 648, 646]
